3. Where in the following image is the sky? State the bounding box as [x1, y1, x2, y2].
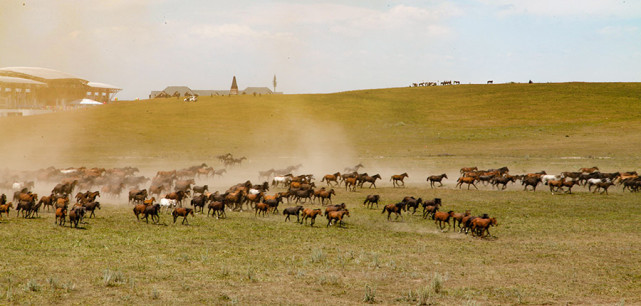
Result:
[1, 0, 640, 100]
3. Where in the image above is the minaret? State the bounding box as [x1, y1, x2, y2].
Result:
[230, 76, 238, 95]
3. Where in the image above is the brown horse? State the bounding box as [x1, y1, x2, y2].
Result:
[427, 174, 448, 188]
[363, 194, 380, 209]
[460, 167, 477, 174]
[143, 204, 161, 224]
[471, 217, 498, 238]
[390, 173, 409, 188]
[452, 210, 471, 230]
[301, 208, 323, 226]
[359, 174, 381, 188]
[579, 167, 599, 173]
[255, 202, 270, 217]
[172, 207, 194, 224]
[434, 210, 455, 231]
[344, 177, 358, 192]
[317, 189, 336, 205]
[326, 209, 350, 227]
[422, 198, 442, 219]
[0, 202, 13, 218]
[133, 204, 148, 221]
[325, 203, 347, 216]
[55, 207, 67, 226]
[68, 206, 85, 228]
[321, 172, 341, 187]
[382, 202, 406, 221]
[456, 177, 478, 190]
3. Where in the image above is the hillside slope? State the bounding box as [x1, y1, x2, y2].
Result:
[1, 82, 640, 172]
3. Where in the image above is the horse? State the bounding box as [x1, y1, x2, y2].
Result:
[403, 197, 423, 215]
[456, 177, 478, 190]
[452, 210, 471, 230]
[382, 202, 406, 221]
[390, 173, 409, 188]
[133, 204, 148, 221]
[326, 209, 349, 227]
[172, 207, 194, 224]
[321, 172, 341, 187]
[165, 190, 187, 208]
[207, 201, 226, 219]
[37, 194, 55, 211]
[344, 177, 358, 192]
[0, 202, 12, 218]
[522, 177, 542, 191]
[363, 194, 380, 209]
[359, 174, 381, 188]
[159, 198, 177, 213]
[254, 202, 270, 217]
[344, 163, 364, 173]
[460, 167, 477, 174]
[68, 206, 85, 228]
[317, 189, 336, 205]
[83, 201, 101, 218]
[300, 208, 323, 226]
[427, 174, 448, 188]
[579, 167, 599, 174]
[592, 181, 615, 194]
[422, 198, 442, 219]
[434, 210, 455, 231]
[325, 203, 347, 216]
[491, 175, 516, 190]
[283, 206, 304, 222]
[55, 207, 67, 226]
[190, 194, 208, 213]
[192, 185, 208, 194]
[471, 217, 498, 238]
[143, 204, 161, 224]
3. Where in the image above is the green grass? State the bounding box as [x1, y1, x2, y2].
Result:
[1, 82, 641, 304]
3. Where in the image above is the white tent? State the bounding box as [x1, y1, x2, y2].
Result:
[70, 98, 104, 105]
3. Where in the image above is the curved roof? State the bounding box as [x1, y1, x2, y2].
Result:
[0, 76, 46, 86]
[0, 67, 87, 82]
[87, 81, 121, 90]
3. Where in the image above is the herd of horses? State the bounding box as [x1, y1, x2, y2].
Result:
[2, 160, 638, 238]
[453, 166, 641, 194]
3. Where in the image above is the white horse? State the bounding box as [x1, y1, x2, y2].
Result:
[271, 176, 290, 188]
[587, 178, 610, 191]
[159, 198, 177, 214]
[541, 175, 562, 185]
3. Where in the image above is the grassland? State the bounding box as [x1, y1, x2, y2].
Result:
[1, 82, 641, 304]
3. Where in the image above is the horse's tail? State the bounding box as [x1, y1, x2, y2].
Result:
[381, 207, 387, 214]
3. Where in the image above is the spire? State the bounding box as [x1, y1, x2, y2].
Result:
[230, 76, 238, 95]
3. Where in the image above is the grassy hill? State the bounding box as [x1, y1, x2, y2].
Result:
[1, 82, 641, 173]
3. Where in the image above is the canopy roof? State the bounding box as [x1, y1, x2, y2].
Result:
[0, 76, 46, 86]
[87, 81, 121, 91]
[0, 67, 87, 82]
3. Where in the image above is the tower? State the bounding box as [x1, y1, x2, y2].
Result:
[230, 76, 238, 95]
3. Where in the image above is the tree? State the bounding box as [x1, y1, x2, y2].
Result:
[273, 74, 277, 93]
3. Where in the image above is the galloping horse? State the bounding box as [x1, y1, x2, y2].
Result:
[363, 194, 380, 209]
[326, 209, 349, 227]
[434, 210, 455, 231]
[427, 174, 448, 188]
[359, 174, 382, 189]
[321, 172, 341, 187]
[172, 207, 194, 224]
[390, 173, 409, 188]
[382, 202, 406, 221]
[456, 177, 478, 190]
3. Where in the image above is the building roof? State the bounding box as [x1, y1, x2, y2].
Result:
[0, 76, 47, 86]
[0, 67, 87, 82]
[243, 87, 273, 95]
[87, 81, 121, 91]
[162, 86, 194, 96]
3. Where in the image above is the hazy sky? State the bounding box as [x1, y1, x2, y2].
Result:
[1, 0, 639, 100]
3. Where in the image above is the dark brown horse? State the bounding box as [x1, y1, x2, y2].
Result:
[359, 174, 381, 188]
[363, 194, 380, 209]
[283, 206, 304, 222]
[207, 201, 226, 219]
[382, 202, 406, 221]
[427, 174, 448, 188]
